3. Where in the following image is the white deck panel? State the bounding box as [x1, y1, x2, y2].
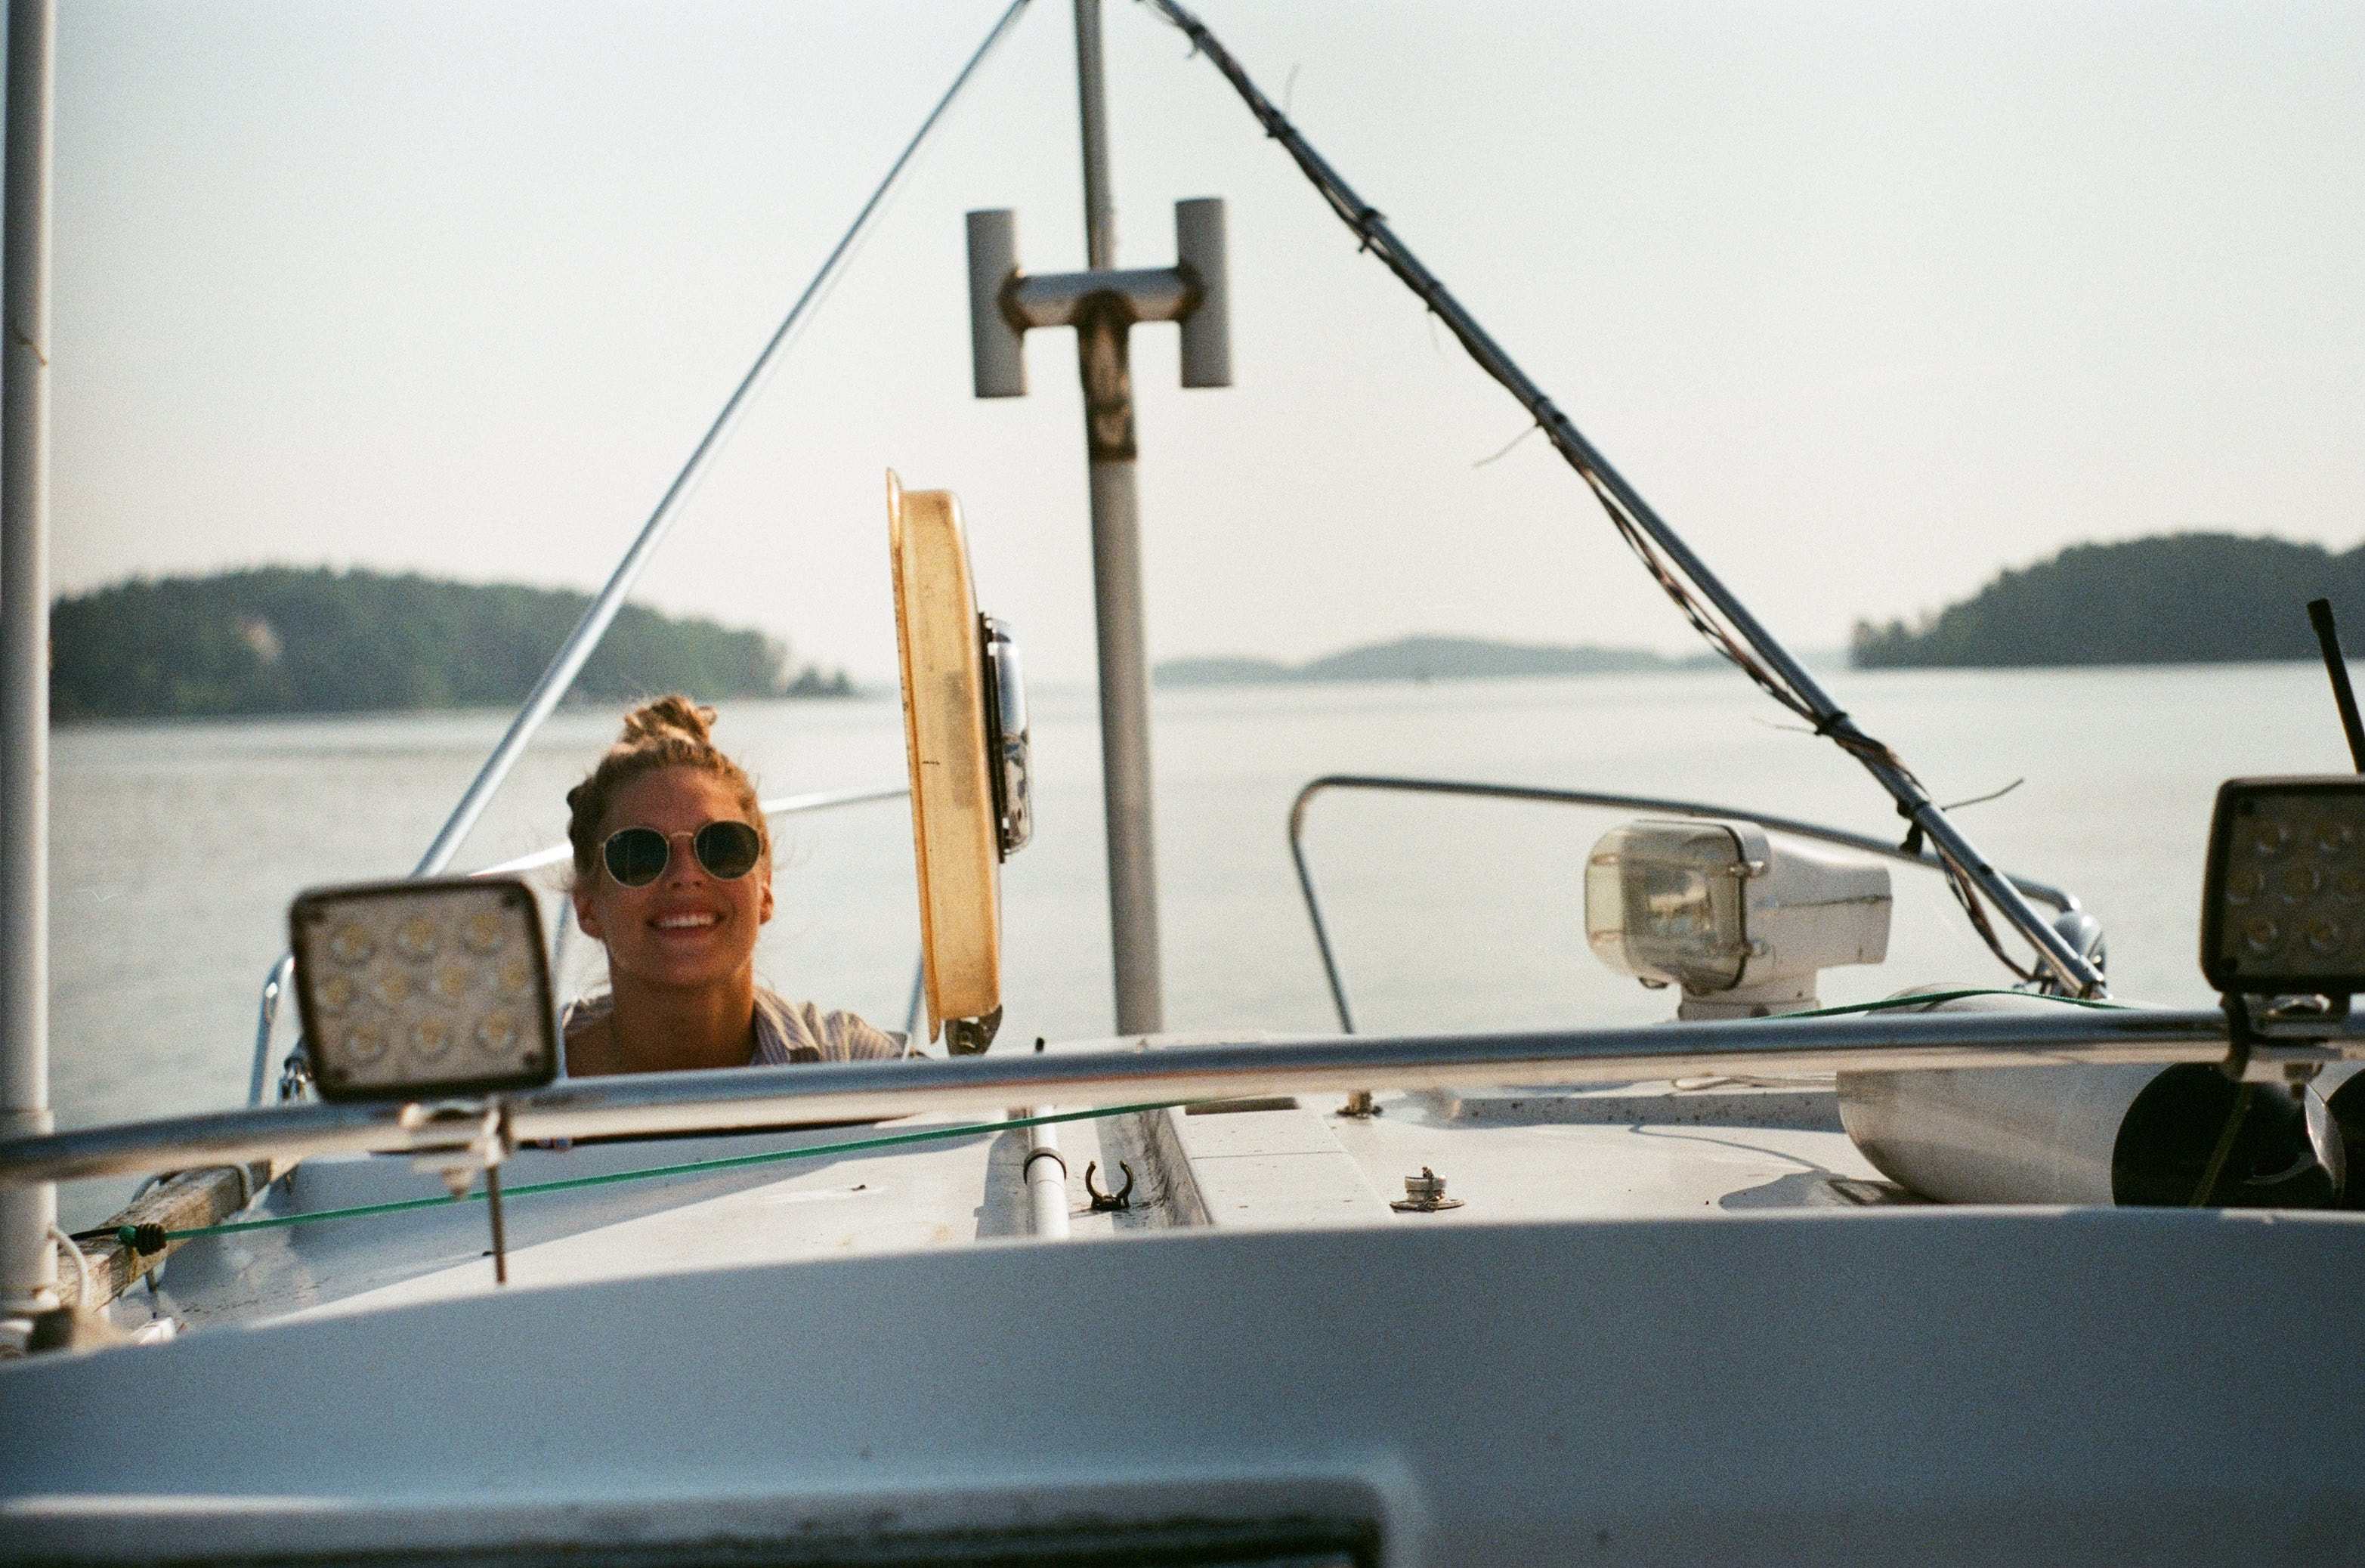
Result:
[1160, 1081, 1897, 1227]
[128, 1115, 1127, 1331]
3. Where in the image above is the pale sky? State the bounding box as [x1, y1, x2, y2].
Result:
[51, 1, 2365, 685]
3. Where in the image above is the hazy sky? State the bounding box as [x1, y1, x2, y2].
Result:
[52, 1, 2365, 684]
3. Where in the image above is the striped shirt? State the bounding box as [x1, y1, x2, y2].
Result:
[561, 988, 912, 1069]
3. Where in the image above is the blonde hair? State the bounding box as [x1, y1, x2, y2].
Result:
[565, 695, 767, 882]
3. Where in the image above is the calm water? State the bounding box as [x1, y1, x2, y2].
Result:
[46, 663, 2358, 1224]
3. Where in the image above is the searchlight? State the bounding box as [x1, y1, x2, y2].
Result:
[1584, 819, 1891, 1019]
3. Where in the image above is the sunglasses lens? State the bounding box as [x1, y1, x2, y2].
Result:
[694, 820, 762, 880]
[602, 827, 669, 887]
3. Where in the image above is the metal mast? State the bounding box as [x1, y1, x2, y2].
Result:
[1070, 0, 1161, 1035]
[963, 0, 1233, 1036]
[1, 0, 56, 1313]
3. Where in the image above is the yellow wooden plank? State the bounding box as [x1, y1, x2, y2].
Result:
[887, 472, 1001, 1039]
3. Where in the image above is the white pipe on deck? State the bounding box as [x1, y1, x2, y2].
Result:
[1022, 1118, 1069, 1239]
[0, 0, 55, 1315]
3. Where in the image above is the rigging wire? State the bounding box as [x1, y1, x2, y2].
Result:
[1136, 0, 2079, 991]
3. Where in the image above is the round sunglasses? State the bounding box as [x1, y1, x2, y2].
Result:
[600, 820, 764, 887]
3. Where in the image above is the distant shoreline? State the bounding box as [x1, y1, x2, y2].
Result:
[1851, 531, 2362, 669]
[51, 565, 851, 722]
[1155, 634, 1719, 688]
[48, 654, 2351, 729]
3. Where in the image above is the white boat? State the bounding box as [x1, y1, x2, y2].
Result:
[6, 3, 2365, 1563]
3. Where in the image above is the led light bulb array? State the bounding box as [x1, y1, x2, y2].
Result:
[2203, 777, 2365, 995]
[289, 877, 558, 1101]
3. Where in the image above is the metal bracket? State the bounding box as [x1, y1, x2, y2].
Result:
[966, 201, 1230, 401]
[946, 1005, 1003, 1056]
[276, 1040, 314, 1103]
[400, 1099, 515, 1285]
[1084, 1160, 1133, 1212]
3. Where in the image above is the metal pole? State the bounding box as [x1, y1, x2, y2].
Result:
[0, 0, 54, 1313]
[245, 954, 295, 1108]
[1072, 0, 1164, 1034]
[1073, 0, 1114, 271]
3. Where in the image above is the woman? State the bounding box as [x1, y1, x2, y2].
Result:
[562, 695, 907, 1075]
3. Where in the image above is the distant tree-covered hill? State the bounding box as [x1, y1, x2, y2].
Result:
[51, 566, 851, 720]
[1157, 634, 1703, 687]
[1851, 533, 2362, 669]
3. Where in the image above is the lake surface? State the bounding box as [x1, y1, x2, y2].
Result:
[45, 662, 2358, 1225]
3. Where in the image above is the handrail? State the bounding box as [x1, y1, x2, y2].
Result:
[12, 1007, 2351, 1187]
[246, 784, 911, 1105]
[473, 785, 910, 878]
[1286, 773, 2082, 1034]
[243, 954, 295, 1109]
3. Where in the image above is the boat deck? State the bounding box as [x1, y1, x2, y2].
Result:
[101, 1043, 1900, 1338]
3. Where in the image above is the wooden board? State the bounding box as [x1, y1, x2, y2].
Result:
[74, 1161, 277, 1308]
[887, 472, 1001, 1041]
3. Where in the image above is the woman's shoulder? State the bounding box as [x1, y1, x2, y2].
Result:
[753, 988, 912, 1062]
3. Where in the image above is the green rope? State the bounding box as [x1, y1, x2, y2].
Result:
[122, 1099, 1187, 1247]
[120, 989, 2132, 1248]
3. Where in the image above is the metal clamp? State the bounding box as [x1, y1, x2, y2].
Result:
[1084, 1160, 1133, 1212]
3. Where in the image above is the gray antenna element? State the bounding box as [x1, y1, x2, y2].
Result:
[966, 209, 1025, 397]
[964, 199, 1232, 398]
[1175, 197, 1231, 388]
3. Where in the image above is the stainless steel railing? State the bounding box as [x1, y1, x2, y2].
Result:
[15, 1007, 2350, 1188]
[247, 784, 911, 1104]
[1286, 774, 2082, 1035]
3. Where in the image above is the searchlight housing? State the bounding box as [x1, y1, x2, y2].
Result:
[1586, 819, 1891, 1019]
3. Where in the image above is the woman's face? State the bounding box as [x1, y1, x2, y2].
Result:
[573, 766, 773, 992]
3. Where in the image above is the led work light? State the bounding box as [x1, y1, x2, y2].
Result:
[1586, 818, 1892, 1019]
[289, 877, 558, 1102]
[2200, 775, 2365, 1001]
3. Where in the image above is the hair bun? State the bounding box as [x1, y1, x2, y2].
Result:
[618, 694, 716, 747]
